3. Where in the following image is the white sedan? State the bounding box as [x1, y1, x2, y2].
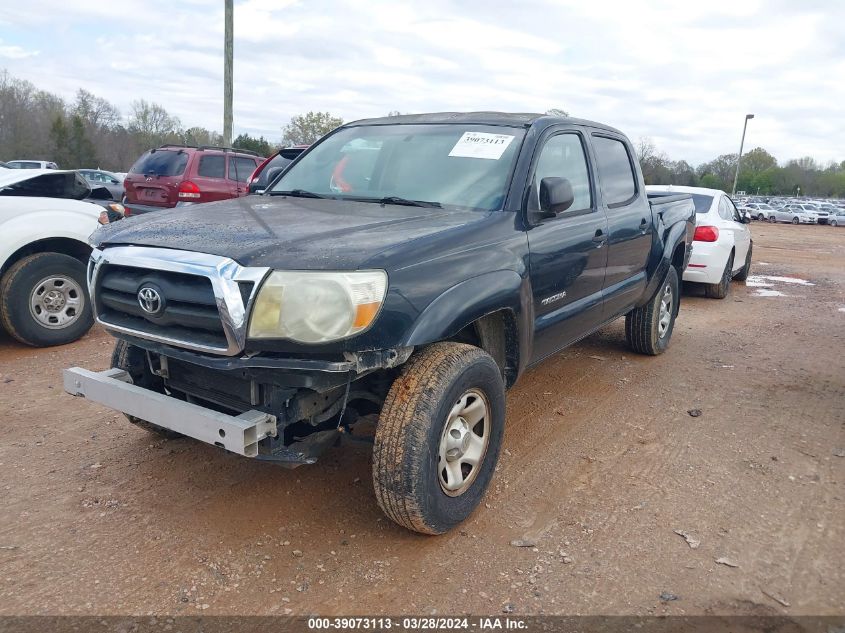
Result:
[0, 169, 105, 346]
[646, 186, 752, 299]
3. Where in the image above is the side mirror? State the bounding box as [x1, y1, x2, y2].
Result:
[539, 177, 575, 216]
[741, 213, 752, 224]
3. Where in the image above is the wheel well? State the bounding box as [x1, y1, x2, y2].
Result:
[1, 238, 91, 277]
[671, 242, 686, 273]
[447, 310, 520, 388]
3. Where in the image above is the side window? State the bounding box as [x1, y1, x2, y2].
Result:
[229, 157, 258, 183]
[726, 197, 741, 222]
[197, 155, 226, 178]
[531, 133, 592, 213]
[592, 135, 637, 207]
[718, 197, 733, 220]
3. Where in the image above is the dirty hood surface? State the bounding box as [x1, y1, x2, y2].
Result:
[93, 195, 487, 269]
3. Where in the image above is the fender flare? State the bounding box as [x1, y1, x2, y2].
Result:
[637, 222, 688, 307]
[400, 270, 532, 372]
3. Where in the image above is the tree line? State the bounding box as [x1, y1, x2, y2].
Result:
[637, 138, 845, 198]
[1, 69, 842, 196]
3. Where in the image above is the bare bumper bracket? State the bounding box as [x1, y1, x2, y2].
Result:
[63, 367, 276, 457]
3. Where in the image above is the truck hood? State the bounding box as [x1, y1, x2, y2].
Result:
[92, 195, 489, 269]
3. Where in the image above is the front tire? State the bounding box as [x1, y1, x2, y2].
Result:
[625, 266, 679, 356]
[372, 343, 505, 534]
[792, 217, 799, 225]
[0, 253, 94, 347]
[757, 213, 765, 221]
[704, 251, 734, 299]
[111, 340, 182, 439]
[831, 219, 838, 227]
[768, 216, 776, 223]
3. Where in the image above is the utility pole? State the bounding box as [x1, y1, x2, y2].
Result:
[731, 113, 754, 195]
[223, 0, 233, 146]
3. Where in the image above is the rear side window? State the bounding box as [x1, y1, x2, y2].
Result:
[197, 155, 226, 178]
[592, 136, 637, 207]
[129, 150, 189, 177]
[10, 161, 41, 169]
[228, 156, 258, 183]
[690, 194, 714, 213]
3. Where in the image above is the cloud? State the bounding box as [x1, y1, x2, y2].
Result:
[0, 39, 39, 59]
[0, 0, 843, 165]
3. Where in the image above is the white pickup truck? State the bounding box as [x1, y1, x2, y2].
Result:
[0, 169, 105, 346]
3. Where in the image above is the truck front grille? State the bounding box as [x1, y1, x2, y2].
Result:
[90, 247, 269, 356]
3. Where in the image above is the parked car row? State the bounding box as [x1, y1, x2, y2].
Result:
[736, 195, 845, 225]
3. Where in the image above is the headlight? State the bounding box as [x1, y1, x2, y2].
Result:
[248, 270, 387, 343]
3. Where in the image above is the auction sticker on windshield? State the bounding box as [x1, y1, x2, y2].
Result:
[449, 132, 515, 160]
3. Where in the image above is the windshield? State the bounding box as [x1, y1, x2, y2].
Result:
[129, 150, 189, 177]
[270, 123, 525, 211]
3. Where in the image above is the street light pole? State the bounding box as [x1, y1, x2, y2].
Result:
[223, 0, 233, 146]
[731, 113, 754, 195]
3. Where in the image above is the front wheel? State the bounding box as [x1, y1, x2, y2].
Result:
[372, 343, 505, 534]
[768, 216, 776, 223]
[0, 253, 94, 347]
[625, 266, 679, 356]
[757, 213, 765, 221]
[831, 219, 838, 227]
[792, 217, 799, 225]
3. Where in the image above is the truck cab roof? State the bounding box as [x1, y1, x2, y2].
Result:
[346, 111, 625, 136]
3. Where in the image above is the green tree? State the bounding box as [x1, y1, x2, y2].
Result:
[232, 133, 274, 156]
[49, 115, 70, 166]
[67, 114, 97, 167]
[281, 111, 343, 145]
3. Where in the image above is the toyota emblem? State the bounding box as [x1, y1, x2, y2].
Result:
[137, 286, 163, 315]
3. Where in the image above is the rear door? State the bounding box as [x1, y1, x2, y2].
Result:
[589, 133, 654, 318]
[525, 127, 609, 364]
[193, 153, 230, 203]
[720, 195, 751, 272]
[228, 155, 259, 198]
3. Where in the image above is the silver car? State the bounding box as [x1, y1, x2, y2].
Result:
[828, 209, 845, 227]
[768, 204, 817, 224]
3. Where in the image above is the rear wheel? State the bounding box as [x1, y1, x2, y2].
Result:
[831, 219, 838, 227]
[757, 213, 765, 221]
[372, 343, 505, 534]
[704, 252, 734, 299]
[625, 266, 679, 356]
[0, 253, 94, 347]
[734, 244, 752, 281]
[111, 340, 182, 439]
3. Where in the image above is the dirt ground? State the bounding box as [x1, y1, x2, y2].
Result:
[0, 222, 843, 617]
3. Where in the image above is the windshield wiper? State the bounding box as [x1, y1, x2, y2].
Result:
[355, 196, 442, 208]
[269, 189, 327, 199]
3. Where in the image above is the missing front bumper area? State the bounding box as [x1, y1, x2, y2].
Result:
[64, 367, 278, 458]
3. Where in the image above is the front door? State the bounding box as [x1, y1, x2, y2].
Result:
[721, 195, 751, 270]
[526, 129, 609, 365]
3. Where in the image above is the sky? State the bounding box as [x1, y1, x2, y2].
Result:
[1, 0, 843, 166]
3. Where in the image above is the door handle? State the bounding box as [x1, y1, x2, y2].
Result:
[592, 229, 607, 245]
[639, 218, 649, 231]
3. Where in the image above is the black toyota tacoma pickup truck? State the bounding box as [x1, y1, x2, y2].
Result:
[65, 112, 695, 534]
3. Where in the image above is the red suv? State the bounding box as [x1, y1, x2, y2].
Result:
[123, 145, 262, 215]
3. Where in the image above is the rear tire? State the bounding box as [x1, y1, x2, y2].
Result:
[372, 343, 505, 534]
[704, 252, 734, 299]
[625, 266, 679, 356]
[831, 219, 838, 227]
[111, 340, 182, 439]
[734, 244, 752, 281]
[757, 213, 765, 221]
[0, 253, 94, 347]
